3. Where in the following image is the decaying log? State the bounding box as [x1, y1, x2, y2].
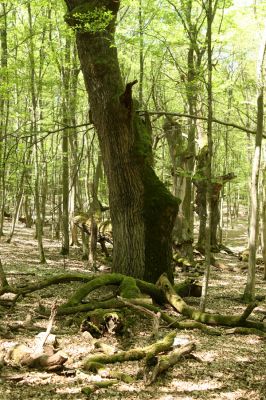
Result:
[157, 274, 265, 331]
[80, 309, 123, 337]
[6, 344, 67, 371]
[5, 300, 66, 371]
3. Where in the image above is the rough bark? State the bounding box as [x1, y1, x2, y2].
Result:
[64, 0, 179, 283]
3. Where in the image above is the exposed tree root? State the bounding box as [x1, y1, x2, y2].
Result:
[157, 274, 265, 331]
[1, 272, 264, 333]
[122, 298, 222, 336]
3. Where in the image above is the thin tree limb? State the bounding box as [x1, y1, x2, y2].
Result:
[136, 110, 264, 137]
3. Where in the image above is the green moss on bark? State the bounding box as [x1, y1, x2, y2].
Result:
[132, 112, 180, 283]
[63, 273, 124, 307]
[142, 166, 180, 282]
[119, 276, 141, 298]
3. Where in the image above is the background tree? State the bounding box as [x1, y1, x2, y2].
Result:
[243, 22, 266, 302]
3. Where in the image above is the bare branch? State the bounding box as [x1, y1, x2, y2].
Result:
[136, 110, 264, 137]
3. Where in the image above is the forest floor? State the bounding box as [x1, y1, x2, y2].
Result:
[0, 217, 265, 400]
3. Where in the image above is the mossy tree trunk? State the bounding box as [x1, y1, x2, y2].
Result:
[64, 0, 179, 283]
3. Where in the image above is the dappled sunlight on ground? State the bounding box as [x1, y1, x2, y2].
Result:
[0, 217, 265, 400]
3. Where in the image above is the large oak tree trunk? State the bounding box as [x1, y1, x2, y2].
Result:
[64, 1, 179, 282]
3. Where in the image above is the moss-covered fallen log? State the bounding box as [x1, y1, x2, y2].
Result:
[55, 299, 126, 316]
[1, 272, 200, 312]
[19, 273, 94, 294]
[0, 273, 95, 297]
[83, 330, 177, 371]
[63, 274, 125, 307]
[157, 274, 265, 331]
[145, 342, 196, 385]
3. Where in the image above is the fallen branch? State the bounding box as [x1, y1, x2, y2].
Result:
[145, 342, 196, 385]
[83, 330, 177, 370]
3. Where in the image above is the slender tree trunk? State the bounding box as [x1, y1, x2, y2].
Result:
[243, 25, 266, 301]
[27, 2, 46, 263]
[6, 180, 24, 243]
[0, 2, 8, 236]
[200, 0, 213, 312]
[60, 38, 71, 256]
[24, 195, 33, 228]
[262, 166, 266, 280]
[183, 1, 197, 262]
[64, 1, 179, 282]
